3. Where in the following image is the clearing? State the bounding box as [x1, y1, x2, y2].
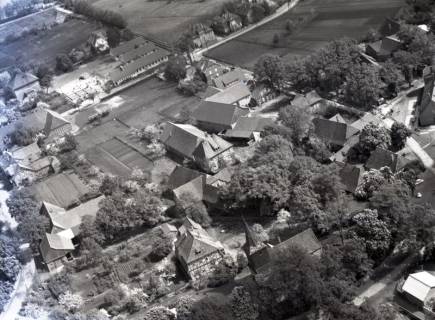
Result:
[92, 0, 228, 44]
[207, 0, 404, 70]
[0, 18, 99, 68]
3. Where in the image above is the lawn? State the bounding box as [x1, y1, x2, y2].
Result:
[207, 0, 405, 70]
[0, 18, 99, 68]
[92, 0, 228, 44]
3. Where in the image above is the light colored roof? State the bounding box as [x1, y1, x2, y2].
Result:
[206, 82, 251, 105]
[44, 110, 71, 136]
[66, 195, 105, 219]
[8, 71, 38, 91]
[212, 68, 247, 89]
[329, 113, 346, 124]
[161, 122, 232, 160]
[45, 233, 74, 250]
[8, 142, 55, 172]
[206, 167, 231, 185]
[403, 272, 435, 303]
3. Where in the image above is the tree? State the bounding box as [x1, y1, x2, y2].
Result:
[278, 104, 312, 144]
[58, 291, 83, 313]
[250, 224, 269, 243]
[99, 175, 121, 196]
[175, 33, 195, 63]
[6, 188, 39, 222]
[17, 211, 50, 253]
[149, 230, 173, 261]
[344, 63, 383, 109]
[7, 123, 35, 147]
[0, 71, 11, 88]
[230, 286, 259, 320]
[349, 209, 392, 261]
[56, 54, 73, 73]
[350, 123, 392, 162]
[36, 65, 53, 92]
[355, 167, 395, 200]
[189, 297, 233, 320]
[379, 60, 402, 97]
[106, 27, 121, 48]
[143, 306, 176, 320]
[250, 4, 266, 23]
[253, 55, 284, 91]
[249, 134, 293, 167]
[390, 121, 411, 151]
[79, 216, 105, 245]
[164, 56, 187, 82]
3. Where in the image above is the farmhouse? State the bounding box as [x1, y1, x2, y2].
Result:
[212, 68, 248, 89]
[175, 217, 225, 280]
[365, 147, 410, 173]
[161, 122, 233, 173]
[338, 163, 364, 193]
[110, 37, 149, 58]
[39, 196, 105, 272]
[417, 66, 435, 127]
[2, 142, 60, 186]
[193, 100, 250, 133]
[223, 116, 273, 141]
[167, 165, 231, 204]
[4, 70, 40, 102]
[206, 82, 251, 107]
[197, 60, 228, 84]
[291, 90, 323, 108]
[44, 110, 73, 142]
[366, 35, 401, 61]
[190, 23, 217, 49]
[211, 12, 243, 35]
[108, 48, 170, 86]
[243, 222, 322, 274]
[313, 116, 359, 147]
[396, 271, 435, 320]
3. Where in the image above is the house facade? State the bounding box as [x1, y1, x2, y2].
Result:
[161, 122, 233, 173]
[5, 70, 40, 102]
[175, 218, 225, 280]
[191, 23, 217, 48]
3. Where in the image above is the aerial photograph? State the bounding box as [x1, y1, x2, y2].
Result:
[2, 0, 435, 319]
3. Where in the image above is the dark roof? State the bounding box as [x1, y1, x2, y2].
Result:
[367, 36, 401, 57]
[110, 37, 148, 57]
[338, 163, 363, 193]
[193, 101, 249, 128]
[379, 18, 401, 37]
[168, 166, 204, 190]
[206, 167, 231, 185]
[366, 147, 410, 172]
[176, 218, 223, 266]
[160, 123, 232, 161]
[109, 48, 170, 83]
[119, 42, 157, 63]
[313, 118, 359, 146]
[329, 113, 346, 123]
[224, 116, 273, 139]
[44, 110, 71, 137]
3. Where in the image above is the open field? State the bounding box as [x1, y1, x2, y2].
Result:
[74, 78, 200, 177]
[86, 137, 154, 177]
[92, 0, 227, 44]
[207, 0, 404, 69]
[0, 18, 99, 69]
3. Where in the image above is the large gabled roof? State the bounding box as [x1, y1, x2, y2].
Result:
[338, 163, 363, 193]
[313, 117, 359, 146]
[8, 71, 38, 91]
[366, 147, 410, 172]
[223, 116, 273, 139]
[161, 122, 232, 160]
[206, 82, 251, 105]
[168, 166, 204, 190]
[402, 271, 435, 303]
[193, 100, 249, 128]
[176, 218, 224, 265]
[45, 232, 75, 250]
[110, 37, 148, 57]
[212, 68, 246, 89]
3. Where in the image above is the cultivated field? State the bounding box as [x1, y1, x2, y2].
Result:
[86, 137, 154, 177]
[0, 18, 99, 68]
[92, 0, 228, 43]
[207, 0, 405, 69]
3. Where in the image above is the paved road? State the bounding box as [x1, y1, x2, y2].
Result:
[193, 0, 300, 60]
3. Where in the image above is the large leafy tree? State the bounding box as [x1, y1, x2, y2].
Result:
[390, 121, 411, 151]
[253, 55, 284, 91]
[278, 104, 313, 144]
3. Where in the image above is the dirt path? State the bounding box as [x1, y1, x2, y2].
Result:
[194, 0, 300, 60]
